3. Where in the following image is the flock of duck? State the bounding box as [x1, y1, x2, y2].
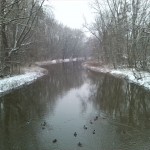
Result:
[41, 115, 100, 147]
[73, 116, 99, 147]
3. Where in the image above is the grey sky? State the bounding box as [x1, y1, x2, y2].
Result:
[45, 0, 94, 29]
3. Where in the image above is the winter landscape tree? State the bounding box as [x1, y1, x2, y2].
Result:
[85, 0, 150, 70]
[0, 0, 87, 76]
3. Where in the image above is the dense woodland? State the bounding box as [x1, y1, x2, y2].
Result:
[0, 0, 150, 77]
[86, 0, 150, 70]
[0, 0, 88, 76]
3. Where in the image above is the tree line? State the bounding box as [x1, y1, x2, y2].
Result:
[85, 0, 150, 70]
[0, 0, 87, 76]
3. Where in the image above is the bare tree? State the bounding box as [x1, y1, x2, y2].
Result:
[86, 0, 150, 70]
[0, 0, 45, 75]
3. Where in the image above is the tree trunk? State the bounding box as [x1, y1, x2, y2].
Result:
[1, 0, 9, 61]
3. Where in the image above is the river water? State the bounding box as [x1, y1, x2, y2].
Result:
[0, 62, 150, 150]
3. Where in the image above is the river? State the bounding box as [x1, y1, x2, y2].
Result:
[0, 62, 150, 150]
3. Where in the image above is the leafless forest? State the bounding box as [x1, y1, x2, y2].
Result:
[0, 0, 88, 76]
[86, 0, 150, 70]
[0, 0, 150, 76]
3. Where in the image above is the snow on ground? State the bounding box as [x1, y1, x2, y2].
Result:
[35, 58, 84, 66]
[0, 67, 47, 97]
[51, 60, 57, 64]
[0, 58, 84, 97]
[83, 63, 150, 90]
[63, 59, 70, 62]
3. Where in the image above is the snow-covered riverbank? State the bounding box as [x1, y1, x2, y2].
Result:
[83, 63, 150, 91]
[35, 58, 84, 66]
[0, 58, 84, 97]
[0, 66, 47, 97]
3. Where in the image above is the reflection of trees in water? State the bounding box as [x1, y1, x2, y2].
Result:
[125, 84, 150, 127]
[46, 62, 83, 97]
[88, 72, 150, 128]
[0, 62, 83, 150]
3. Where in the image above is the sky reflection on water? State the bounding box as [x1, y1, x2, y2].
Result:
[0, 63, 150, 150]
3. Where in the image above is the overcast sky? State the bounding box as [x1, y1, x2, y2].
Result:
[45, 0, 94, 29]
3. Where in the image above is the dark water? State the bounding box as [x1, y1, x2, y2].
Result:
[0, 62, 150, 150]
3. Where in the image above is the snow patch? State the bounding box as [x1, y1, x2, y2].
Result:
[0, 66, 47, 97]
[73, 58, 77, 61]
[0, 72, 44, 96]
[0, 58, 84, 97]
[111, 69, 150, 90]
[63, 59, 70, 62]
[51, 60, 57, 64]
[35, 57, 84, 66]
[83, 64, 150, 90]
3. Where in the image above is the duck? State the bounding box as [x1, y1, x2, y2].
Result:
[41, 121, 46, 126]
[43, 121, 46, 126]
[90, 120, 93, 124]
[26, 121, 30, 125]
[93, 130, 95, 134]
[96, 116, 98, 119]
[94, 116, 98, 121]
[74, 132, 77, 137]
[78, 142, 82, 147]
[83, 125, 87, 130]
[52, 139, 57, 143]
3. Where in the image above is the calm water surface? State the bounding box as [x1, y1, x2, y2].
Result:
[0, 63, 150, 150]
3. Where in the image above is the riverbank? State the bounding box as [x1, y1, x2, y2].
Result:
[35, 58, 83, 66]
[0, 66, 47, 97]
[0, 58, 84, 97]
[83, 62, 150, 91]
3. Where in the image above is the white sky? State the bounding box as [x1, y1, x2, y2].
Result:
[45, 0, 94, 29]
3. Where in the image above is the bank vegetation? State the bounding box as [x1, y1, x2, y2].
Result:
[85, 0, 150, 71]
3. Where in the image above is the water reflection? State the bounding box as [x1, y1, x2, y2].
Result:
[88, 72, 150, 128]
[0, 63, 150, 150]
[87, 72, 150, 150]
[0, 62, 84, 150]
